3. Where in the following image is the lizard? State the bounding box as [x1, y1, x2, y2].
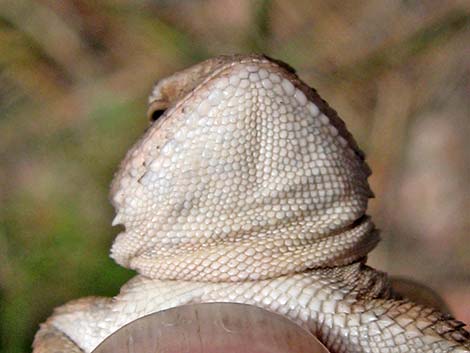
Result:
[33, 54, 470, 353]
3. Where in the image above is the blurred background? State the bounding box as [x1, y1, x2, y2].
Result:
[0, 0, 469, 352]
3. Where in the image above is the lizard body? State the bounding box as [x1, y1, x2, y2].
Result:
[33, 55, 470, 353]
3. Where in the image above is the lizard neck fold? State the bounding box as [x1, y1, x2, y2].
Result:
[113, 215, 379, 282]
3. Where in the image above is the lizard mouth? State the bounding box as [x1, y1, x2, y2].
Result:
[108, 55, 376, 282]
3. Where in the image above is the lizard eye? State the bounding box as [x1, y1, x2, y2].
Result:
[147, 99, 168, 122]
[150, 109, 165, 122]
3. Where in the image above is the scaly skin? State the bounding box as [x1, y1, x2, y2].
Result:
[33, 55, 470, 353]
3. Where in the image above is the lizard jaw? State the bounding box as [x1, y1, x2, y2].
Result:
[109, 55, 377, 281]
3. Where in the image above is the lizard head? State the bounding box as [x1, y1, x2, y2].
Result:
[110, 55, 378, 282]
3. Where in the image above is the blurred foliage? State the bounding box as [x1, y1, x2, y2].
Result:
[0, 1, 469, 352]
